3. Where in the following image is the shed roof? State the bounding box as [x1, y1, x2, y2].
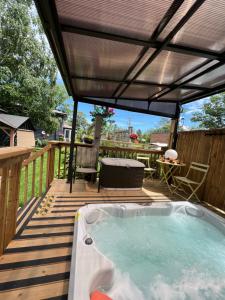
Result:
[35, 0, 225, 118]
[0, 114, 34, 130]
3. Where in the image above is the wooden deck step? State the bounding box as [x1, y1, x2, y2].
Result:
[0, 248, 72, 265]
[8, 236, 73, 248]
[21, 227, 74, 235]
[0, 261, 70, 283]
[0, 280, 69, 299]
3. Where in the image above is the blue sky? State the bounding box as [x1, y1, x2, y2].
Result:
[57, 75, 207, 132]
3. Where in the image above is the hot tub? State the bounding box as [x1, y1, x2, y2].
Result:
[99, 158, 145, 189]
[68, 202, 225, 300]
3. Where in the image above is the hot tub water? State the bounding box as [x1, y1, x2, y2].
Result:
[90, 210, 225, 299]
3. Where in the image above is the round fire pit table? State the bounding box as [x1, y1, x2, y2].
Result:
[98, 158, 145, 190]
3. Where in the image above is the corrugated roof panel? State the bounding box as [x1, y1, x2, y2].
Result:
[121, 84, 163, 99]
[187, 65, 225, 88]
[0, 114, 29, 129]
[63, 32, 143, 80]
[74, 79, 119, 97]
[56, 0, 174, 40]
[135, 50, 208, 84]
[159, 88, 200, 100]
[159, 0, 225, 52]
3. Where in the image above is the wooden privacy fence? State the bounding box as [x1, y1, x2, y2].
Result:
[0, 147, 32, 255]
[176, 129, 225, 210]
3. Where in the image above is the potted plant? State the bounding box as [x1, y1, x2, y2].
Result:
[130, 133, 138, 143]
[83, 135, 94, 144]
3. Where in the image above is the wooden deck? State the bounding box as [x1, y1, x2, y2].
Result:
[0, 179, 182, 299]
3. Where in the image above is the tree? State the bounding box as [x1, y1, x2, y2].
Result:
[0, 0, 69, 133]
[191, 94, 225, 129]
[151, 118, 171, 133]
[76, 112, 89, 137]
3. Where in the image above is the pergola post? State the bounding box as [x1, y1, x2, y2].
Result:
[67, 99, 78, 193]
[168, 104, 180, 149]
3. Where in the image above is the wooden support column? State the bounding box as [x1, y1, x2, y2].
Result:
[68, 100, 78, 193]
[9, 129, 15, 147]
[94, 114, 103, 156]
[168, 104, 180, 149]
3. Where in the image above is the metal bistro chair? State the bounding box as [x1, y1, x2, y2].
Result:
[137, 154, 156, 180]
[172, 162, 209, 201]
[74, 146, 98, 183]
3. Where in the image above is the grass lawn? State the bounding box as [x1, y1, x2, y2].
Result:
[19, 148, 67, 207]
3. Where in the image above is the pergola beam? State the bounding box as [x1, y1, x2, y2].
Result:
[77, 96, 177, 118]
[71, 75, 209, 91]
[60, 25, 221, 61]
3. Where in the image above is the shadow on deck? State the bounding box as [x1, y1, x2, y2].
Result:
[0, 179, 182, 299]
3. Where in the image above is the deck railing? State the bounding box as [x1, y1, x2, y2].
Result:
[0, 147, 32, 255]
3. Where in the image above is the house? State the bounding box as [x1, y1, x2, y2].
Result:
[150, 132, 170, 150]
[0, 113, 35, 147]
[35, 110, 72, 141]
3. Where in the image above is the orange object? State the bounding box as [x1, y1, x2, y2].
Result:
[90, 290, 112, 300]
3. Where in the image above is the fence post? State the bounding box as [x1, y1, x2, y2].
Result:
[47, 145, 55, 188]
[0, 147, 32, 255]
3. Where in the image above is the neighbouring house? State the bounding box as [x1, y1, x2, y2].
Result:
[0, 113, 35, 147]
[150, 132, 170, 150]
[63, 123, 72, 142]
[35, 110, 72, 142]
[102, 126, 133, 141]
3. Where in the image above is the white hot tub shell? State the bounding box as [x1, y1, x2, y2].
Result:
[68, 202, 225, 300]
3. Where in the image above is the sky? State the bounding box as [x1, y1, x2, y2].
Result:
[57, 75, 208, 132]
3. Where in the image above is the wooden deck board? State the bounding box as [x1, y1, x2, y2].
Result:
[0, 178, 181, 299]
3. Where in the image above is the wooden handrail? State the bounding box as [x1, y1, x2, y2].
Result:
[22, 144, 51, 166]
[0, 147, 33, 160]
[99, 145, 164, 155]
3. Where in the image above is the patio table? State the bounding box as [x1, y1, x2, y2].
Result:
[156, 159, 186, 192]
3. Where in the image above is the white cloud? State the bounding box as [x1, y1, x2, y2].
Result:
[182, 98, 209, 116]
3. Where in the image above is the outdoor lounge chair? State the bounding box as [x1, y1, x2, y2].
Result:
[172, 162, 209, 201]
[137, 154, 156, 180]
[74, 146, 98, 183]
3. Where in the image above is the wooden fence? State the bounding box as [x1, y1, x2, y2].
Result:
[176, 129, 225, 210]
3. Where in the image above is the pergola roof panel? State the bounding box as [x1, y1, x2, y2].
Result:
[159, 88, 200, 100]
[135, 50, 208, 84]
[63, 32, 142, 80]
[74, 79, 119, 97]
[159, 0, 225, 52]
[35, 0, 225, 118]
[56, 0, 174, 40]
[121, 84, 163, 100]
[188, 65, 225, 88]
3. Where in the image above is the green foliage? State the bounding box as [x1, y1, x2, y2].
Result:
[191, 94, 225, 129]
[35, 138, 48, 148]
[150, 118, 171, 133]
[0, 0, 69, 132]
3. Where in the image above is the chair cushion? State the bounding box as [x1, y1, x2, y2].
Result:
[174, 176, 198, 185]
[76, 168, 97, 174]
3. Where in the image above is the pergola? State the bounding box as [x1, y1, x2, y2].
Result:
[35, 0, 225, 189]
